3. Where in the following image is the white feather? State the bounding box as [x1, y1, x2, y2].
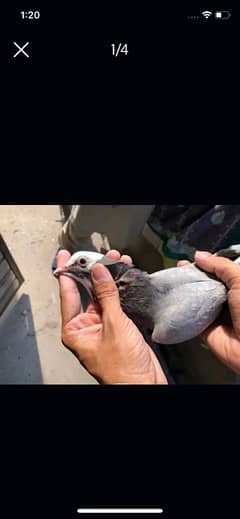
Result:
[65, 251, 104, 268]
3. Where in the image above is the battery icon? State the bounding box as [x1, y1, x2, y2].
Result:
[214, 11, 231, 19]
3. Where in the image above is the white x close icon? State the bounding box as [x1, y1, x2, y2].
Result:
[13, 41, 30, 58]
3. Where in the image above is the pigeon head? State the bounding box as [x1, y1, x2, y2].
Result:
[53, 251, 103, 299]
[53, 251, 135, 301]
[53, 251, 155, 327]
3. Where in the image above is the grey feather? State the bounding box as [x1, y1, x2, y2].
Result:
[150, 266, 227, 344]
[115, 245, 240, 344]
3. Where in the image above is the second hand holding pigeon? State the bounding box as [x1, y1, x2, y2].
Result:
[178, 251, 240, 374]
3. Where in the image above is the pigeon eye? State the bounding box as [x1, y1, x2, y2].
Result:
[118, 280, 126, 287]
[78, 258, 87, 267]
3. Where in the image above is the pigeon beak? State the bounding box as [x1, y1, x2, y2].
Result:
[54, 266, 95, 301]
[53, 266, 67, 277]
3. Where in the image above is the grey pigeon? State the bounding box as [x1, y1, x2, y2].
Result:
[54, 245, 240, 345]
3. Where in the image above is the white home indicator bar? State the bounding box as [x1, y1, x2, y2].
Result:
[77, 510, 163, 514]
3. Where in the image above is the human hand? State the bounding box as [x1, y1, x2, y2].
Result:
[177, 251, 240, 373]
[57, 249, 167, 384]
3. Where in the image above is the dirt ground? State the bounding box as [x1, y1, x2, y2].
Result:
[0, 205, 96, 384]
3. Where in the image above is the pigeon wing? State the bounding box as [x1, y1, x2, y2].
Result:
[150, 273, 227, 345]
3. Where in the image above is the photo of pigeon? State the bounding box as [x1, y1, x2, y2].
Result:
[53, 245, 240, 345]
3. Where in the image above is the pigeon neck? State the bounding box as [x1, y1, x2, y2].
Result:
[116, 269, 156, 330]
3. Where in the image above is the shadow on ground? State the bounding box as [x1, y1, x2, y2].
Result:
[0, 293, 42, 384]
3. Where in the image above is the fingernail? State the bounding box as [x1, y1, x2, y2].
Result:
[92, 264, 112, 281]
[195, 250, 212, 259]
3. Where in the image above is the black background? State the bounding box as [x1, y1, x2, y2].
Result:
[2, 2, 238, 202]
[1, 3, 240, 518]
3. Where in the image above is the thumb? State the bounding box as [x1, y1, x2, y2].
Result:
[91, 263, 122, 315]
[195, 251, 240, 288]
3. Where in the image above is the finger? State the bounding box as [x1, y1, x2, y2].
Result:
[120, 254, 133, 265]
[195, 251, 240, 288]
[201, 323, 228, 359]
[73, 312, 102, 329]
[201, 323, 240, 372]
[86, 301, 101, 315]
[106, 249, 133, 264]
[106, 249, 132, 265]
[91, 263, 121, 316]
[56, 249, 71, 268]
[106, 250, 121, 260]
[56, 249, 81, 325]
[177, 260, 191, 267]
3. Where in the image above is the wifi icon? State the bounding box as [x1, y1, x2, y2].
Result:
[202, 10, 213, 18]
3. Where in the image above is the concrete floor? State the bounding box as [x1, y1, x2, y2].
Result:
[0, 205, 96, 384]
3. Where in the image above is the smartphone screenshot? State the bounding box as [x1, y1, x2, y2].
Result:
[1, 3, 238, 519]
